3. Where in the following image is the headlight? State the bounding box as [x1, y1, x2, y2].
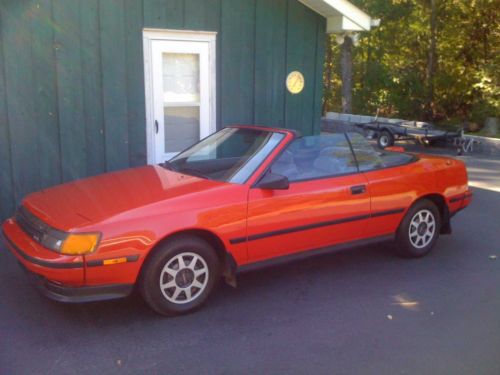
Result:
[60, 233, 101, 255]
[15, 206, 101, 255]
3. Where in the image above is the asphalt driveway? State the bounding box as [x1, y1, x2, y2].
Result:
[1, 148, 499, 375]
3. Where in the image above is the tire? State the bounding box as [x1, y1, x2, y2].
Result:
[395, 199, 441, 258]
[377, 130, 394, 148]
[139, 236, 221, 316]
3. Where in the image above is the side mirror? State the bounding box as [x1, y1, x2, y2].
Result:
[255, 172, 289, 190]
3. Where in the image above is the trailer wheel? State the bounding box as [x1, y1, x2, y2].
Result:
[377, 130, 394, 148]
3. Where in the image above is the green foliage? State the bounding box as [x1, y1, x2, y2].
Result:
[324, 0, 499, 126]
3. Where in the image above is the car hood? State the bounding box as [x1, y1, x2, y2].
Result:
[23, 166, 226, 230]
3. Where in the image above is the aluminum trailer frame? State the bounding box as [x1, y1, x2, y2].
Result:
[354, 120, 462, 149]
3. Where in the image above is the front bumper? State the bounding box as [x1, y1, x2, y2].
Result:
[20, 262, 134, 303]
[2, 220, 134, 303]
[2, 219, 85, 284]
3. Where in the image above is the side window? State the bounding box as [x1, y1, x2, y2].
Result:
[346, 132, 384, 172]
[271, 134, 357, 182]
[347, 132, 415, 171]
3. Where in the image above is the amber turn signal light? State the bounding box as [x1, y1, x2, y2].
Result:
[60, 233, 101, 255]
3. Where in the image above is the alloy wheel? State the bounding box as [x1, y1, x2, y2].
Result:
[159, 252, 209, 304]
[408, 209, 436, 249]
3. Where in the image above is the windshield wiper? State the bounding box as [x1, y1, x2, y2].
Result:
[176, 166, 209, 179]
[161, 160, 177, 171]
[162, 160, 209, 179]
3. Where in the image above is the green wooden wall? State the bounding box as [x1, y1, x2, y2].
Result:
[0, 0, 326, 220]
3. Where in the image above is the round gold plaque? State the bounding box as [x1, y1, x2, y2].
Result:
[286, 71, 305, 94]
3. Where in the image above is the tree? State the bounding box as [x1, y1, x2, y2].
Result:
[425, 0, 437, 120]
[341, 35, 354, 113]
[323, 0, 499, 126]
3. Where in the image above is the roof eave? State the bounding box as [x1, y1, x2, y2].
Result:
[299, 0, 376, 32]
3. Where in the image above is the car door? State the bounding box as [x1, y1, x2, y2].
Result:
[246, 134, 371, 263]
[346, 133, 416, 238]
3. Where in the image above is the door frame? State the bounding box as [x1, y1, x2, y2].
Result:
[143, 28, 217, 164]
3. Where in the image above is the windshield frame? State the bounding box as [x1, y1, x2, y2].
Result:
[165, 126, 294, 184]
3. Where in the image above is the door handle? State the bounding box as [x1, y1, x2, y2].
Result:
[155, 120, 159, 134]
[350, 185, 366, 195]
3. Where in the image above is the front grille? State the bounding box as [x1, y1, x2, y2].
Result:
[15, 206, 67, 251]
[16, 207, 46, 242]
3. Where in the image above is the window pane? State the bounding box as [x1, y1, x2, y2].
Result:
[346, 132, 384, 171]
[347, 132, 415, 169]
[163, 53, 200, 103]
[271, 134, 357, 181]
[164, 106, 200, 153]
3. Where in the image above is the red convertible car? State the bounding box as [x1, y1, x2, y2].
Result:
[2, 125, 471, 315]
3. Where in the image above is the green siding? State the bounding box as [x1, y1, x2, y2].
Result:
[32, 0, 62, 188]
[2, 1, 40, 203]
[100, 0, 130, 171]
[221, 0, 256, 125]
[254, 0, 287, 128]
[53, 1, 87, 181]
[0, 6, 15, 218]
[0, 0, 326, 220]
[81, 0, 106, 176]
[125, 0, 148, 167]
[143, 0, 166, 28]
[203, 0, 222, 127]
[144, 0, 184, 29]
[184, 0, 206, 30]
[285, 0, 320, 135]
[164, 0, 184, 29]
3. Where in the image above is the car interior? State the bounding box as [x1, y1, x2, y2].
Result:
[168, 129, 415, 184]
[271, 133, 415, 182]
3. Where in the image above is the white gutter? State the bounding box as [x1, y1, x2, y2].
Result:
[299, 0, 380, 33]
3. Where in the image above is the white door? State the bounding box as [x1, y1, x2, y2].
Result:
[144, 30, 216, 163]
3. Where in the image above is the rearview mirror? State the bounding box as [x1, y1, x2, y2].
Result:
[255, 172, 289, 190]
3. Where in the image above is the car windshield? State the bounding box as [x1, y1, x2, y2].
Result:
[166, 127, 286, 183]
